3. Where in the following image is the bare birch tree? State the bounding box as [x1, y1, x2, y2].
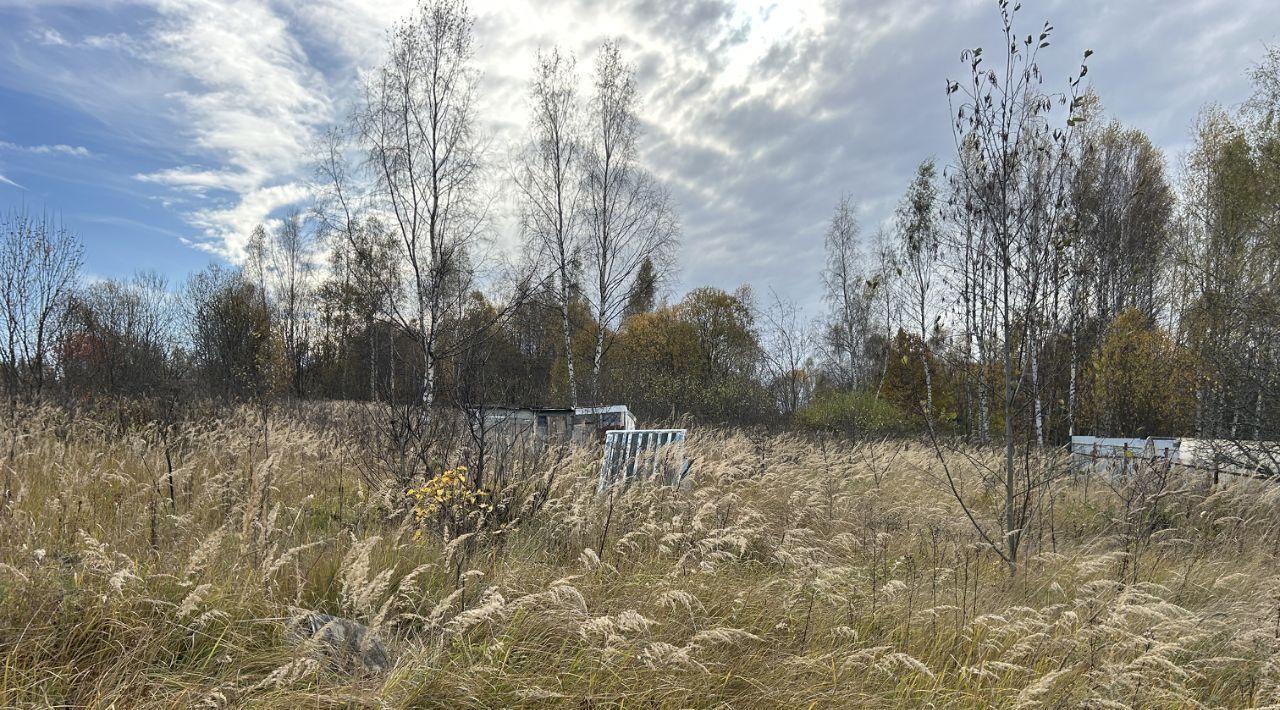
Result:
[760, 289, 813, 416]
[821, 196, 870, 389]
[896, 159, 942, 416]
[582, 40, 679, 402]
[245, 211, 316, 398]
[354, 0, 486, 422]
[869, 225, 901, 398]
[516, 47, 585, 407]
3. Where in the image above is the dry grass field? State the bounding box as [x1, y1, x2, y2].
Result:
[3, 407, 1280, 708]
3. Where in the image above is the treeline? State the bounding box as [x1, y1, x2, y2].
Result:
[2, 1, 1278, 447]
[0, 212, 778, 426]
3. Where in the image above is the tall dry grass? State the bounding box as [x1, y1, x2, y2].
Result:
[3, 406, 1280, 708]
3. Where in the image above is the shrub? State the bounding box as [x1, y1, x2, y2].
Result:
[795, 390, 914, 437]
[406, 466, 493, 540]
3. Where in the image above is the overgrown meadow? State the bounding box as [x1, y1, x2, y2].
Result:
[3, 407, 1280, 708]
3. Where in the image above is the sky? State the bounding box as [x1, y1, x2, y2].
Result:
[0, 0, 1277, 315]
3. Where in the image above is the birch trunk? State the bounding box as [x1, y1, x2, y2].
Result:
[561, 266, 578, 408]
[591, 316, 605, 405]
[1067, 322, 1078, 439]
[1030, 321, 1044, 447]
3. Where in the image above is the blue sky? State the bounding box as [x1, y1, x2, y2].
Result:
[1, 0, 1278, 310]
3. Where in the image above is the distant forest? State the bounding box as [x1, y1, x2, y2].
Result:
[2, 0, 1278, 448]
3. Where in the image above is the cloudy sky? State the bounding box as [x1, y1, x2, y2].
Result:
[0, 0, 1276, 313]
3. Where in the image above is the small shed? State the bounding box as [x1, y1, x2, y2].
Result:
[477, 406, 540, 438]
[470, 404, 636, 444]
[572, 405, 636, 439]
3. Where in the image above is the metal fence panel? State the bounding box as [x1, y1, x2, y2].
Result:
[599, 429, 687, 491]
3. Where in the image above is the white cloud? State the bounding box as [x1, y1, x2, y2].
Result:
[186, 181, 313, 260]
[0, 141, 93, 157]
[82, 31, 144, 54]
[0, 172, 23, 189]
[134, 165, 259, 195]
[33, 27, 69, 46]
